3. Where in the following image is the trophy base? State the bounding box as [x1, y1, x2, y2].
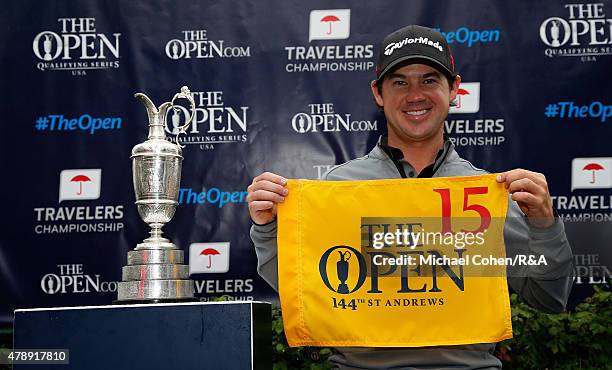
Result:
[117, 247, 195, 302]
[128, 248, 185, 264]
[122, 264, 189, 280]
[112, 297, 199, 305]
[116, 279, 195, 302]
[135, 240, 176, 250]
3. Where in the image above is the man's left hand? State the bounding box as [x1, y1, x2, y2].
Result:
[496, 169, 555, 229]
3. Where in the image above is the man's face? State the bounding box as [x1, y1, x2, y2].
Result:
[371, 63, 461, 145]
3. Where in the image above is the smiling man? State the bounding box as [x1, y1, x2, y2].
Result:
[248, 25, 573, 369]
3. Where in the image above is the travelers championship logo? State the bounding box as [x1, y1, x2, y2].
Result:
[571, 157, 612, 190]
[166, 90, 248, 150]
[59, 169, 101, 202]
[291, 103, 378, 134]
[309, 9, 351, 41]
[550, 157, 612, 222]
[165, 29, 250, 59]
[555, 158, 612, 286]
[540, 3, 612, 61]
[32, 17, 121, 74]
[285, 9, 375, 73]
[189, 242, 230, 274]
[189, 242, 255, 301]
[33, 169, 124, 234]
[449, 82, 480, 114]
[445, 82, 506, 147]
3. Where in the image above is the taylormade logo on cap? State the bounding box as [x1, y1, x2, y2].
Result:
[384, 36, 443, 56]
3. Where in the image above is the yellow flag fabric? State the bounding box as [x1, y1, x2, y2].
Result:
[277, 174, 512, 347]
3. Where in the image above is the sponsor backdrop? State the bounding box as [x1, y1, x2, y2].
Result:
[1, 0, 611, 325]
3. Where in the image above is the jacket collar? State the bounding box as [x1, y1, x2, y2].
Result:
[371, 134, 456, 177]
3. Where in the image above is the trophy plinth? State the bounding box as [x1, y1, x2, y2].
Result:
[116, 86, 197, 303]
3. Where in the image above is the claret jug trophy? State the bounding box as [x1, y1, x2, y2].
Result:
[116, 86, 196, 302]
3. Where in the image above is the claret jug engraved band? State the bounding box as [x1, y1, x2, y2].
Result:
[117, 86, 196, 302]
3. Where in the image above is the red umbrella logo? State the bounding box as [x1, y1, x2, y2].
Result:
[454, 88, 470, 108]
[200, 248, 220, 269]
[583, 163, 605, 184]
[70, 174, 91, 195]
[320, 15, 340, 35]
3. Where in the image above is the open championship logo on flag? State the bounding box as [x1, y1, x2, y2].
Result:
[309, 9, 350, 42]
[189, 242, 230, 274]
[58, 169, 102, 202]
[277, 176, 513, 347]
[571, 158, 612, 191]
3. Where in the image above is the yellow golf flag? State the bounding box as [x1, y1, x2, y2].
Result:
[278, 174, 512, 347]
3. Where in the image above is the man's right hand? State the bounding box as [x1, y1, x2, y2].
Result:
[247, 172, 288, 225]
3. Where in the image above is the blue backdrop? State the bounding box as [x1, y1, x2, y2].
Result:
[1, 0, 611, 324]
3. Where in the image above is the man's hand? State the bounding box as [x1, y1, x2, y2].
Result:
[247, 172, 288, 225]
[496, 169, 555, 228]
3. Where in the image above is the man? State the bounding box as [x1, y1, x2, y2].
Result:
[248, 25, 573, 369]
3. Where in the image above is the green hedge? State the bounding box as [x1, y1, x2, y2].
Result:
[271, 286, 611, 370]
[0, 345, 8, 370]
[497, 286, 611, 370]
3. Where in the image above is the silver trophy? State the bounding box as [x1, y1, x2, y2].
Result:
[116, 86, 196, 302]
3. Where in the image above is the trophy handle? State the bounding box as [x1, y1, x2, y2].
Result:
[169, 86, 196, 147]
[134, 93, 158, 126]
[337, 250, 352, 262]
[343, 251, 351, 261]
